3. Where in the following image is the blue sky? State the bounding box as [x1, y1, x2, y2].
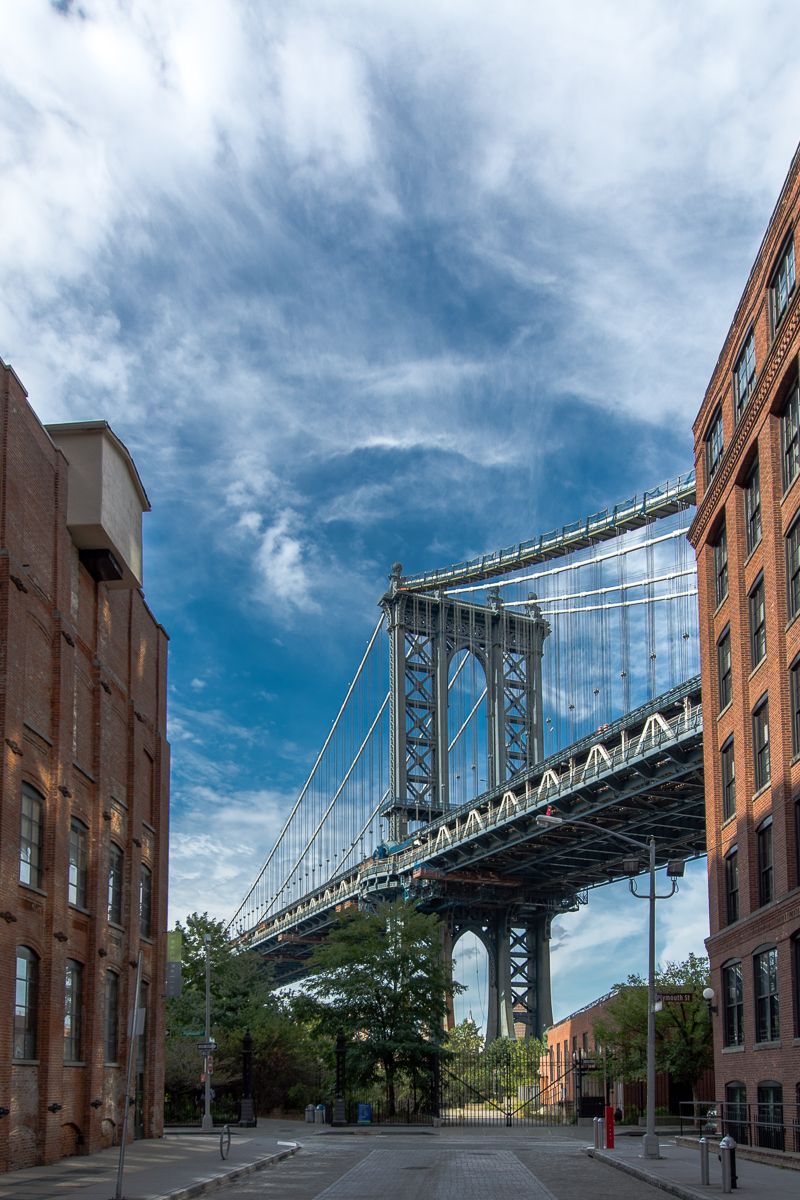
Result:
[3, 0, 800, 1022]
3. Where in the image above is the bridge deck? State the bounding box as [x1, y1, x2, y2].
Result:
[239, 676, 705, 983]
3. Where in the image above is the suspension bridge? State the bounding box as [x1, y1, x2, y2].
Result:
[229, 471, 704, 1042]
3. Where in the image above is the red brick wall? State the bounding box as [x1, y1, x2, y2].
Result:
[689, 146, 800, 1113]
[0, 361, 170, 1170]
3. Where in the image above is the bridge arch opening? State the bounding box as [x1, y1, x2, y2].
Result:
[448, 649, 489, 809]
[451, 928, 490, 1044]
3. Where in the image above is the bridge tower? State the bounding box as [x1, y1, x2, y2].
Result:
[380, 565, 553, 1043]
[379, 564, 551, 842]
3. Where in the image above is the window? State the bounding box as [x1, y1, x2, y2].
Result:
[757, 819, 774, 907]
[757, 1082, 784, 1150]
[792, 661, 800, 757]
[794, 935, 800, 1037]
[745, 461, 762, 553]
[104, 972, 119, 1063]
[14, 948, 39, 1060]
[796, 799, 800, 891]
[721, 737, 736, 821]
[787, 519, 800, 620]
[64, 959, 83, 1061]
[108, 843, 123, 926]
[725, 1082, 748, 1144]
[725, 849, 739, 925]
[582, 1031, 588, 1054]
[714, 525, 729, 605]
[19, 783, 44, 889]
[140, 864, 152, 939]
[706, 409, 724, 484]
[68, 818, 87, 909]
[723, 961, 744, 1046]
[782, 382, 800, 491]
[771, 236, 796, 330]
[718, 627, 732, 711]
[754, 947, 780, 1043]
[753, 698, 770, 792]
[749, 574, 766, 668]
[733, 330, 756, 422]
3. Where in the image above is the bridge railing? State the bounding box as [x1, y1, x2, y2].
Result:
[398, 471, 696, 591]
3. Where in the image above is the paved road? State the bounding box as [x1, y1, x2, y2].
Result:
[215, 1127, 663, 1200]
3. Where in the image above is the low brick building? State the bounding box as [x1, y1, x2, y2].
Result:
[689, 144, 800, 1138]
[0, 358, 169, 1169]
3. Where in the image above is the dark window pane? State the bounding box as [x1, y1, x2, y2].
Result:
[753, 699, 770, 791]
[140, 865, 152, 939]
[792, 664, 800, 757]
[787, 519, 800, 618]
[723, 961, 743, 1046]
[14, 948, 39, 1060]
[104, 972, 119, 1063]
[19, 784, 44, 889]
[707, 411, 724, 483]
[715, 526, 729, 605]
[721, 738, 736, 822]
[754, 947, 780, 1043]
[69, 818, 87, 909]
[745, 463, 762, 554]
[718, 630, 732, 711]
[108, 844, 123, 926]
[64, 959, 83, 1062]
[749, 576, 766, 667]
[773, 238, 796, 328]
[725, 851, 739, 925]
[734, 331, 756, 422]
[782, 383, 800, 490]
[758, 822, 774, 907]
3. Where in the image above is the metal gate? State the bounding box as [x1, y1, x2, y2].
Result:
[438, 1045, 576, 1126]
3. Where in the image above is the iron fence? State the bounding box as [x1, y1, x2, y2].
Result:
[164, 1089, 240, 1127]
[679, 1101, 800, 1153]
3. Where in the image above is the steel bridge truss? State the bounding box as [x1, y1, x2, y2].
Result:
[380, 568, 551, 840]
[245, 675, 704, 1043]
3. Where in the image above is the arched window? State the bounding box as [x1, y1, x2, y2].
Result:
[722, 959, 743, 1046]
[104, 971, 119, 1064]
[724, 1081, 747, 1143]
[14, 947, 39, 1060]
[68, 817, 88, 908]
[108, 843, 123, 926]
[753, 946, 780, 1044]
[20, 783, 44, 889]
[64, 959, 83, 1062]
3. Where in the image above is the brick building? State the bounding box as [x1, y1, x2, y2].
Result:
[0, 358, 169, 1169]
[689, 144, 800, 1134]
[543, 993, 714, 1120]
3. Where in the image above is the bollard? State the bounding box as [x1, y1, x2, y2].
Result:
[605, 1105, 615, 1149]
[719, 1135, 735, 1193]
[593, 1117, 600, 1149]
[699, 1137, 709, 1186]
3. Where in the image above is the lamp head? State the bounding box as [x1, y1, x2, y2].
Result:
[702, 988, 715, 1002]
[536, 814, 563, 827]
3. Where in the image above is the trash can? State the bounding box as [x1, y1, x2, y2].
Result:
[305, 1105, 316, 1123]
[315, 1104, 326, 1124]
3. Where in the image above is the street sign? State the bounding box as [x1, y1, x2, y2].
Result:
[197, 1041, 217, 1053]
[182, 1031, 204, 1037]
[658, 992, 693, 1004]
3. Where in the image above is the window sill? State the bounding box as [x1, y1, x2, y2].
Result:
[104, 1061, 120, 1068]
[108, 921, 125, 932]
[717, 702, 732, 721]
[721, 813, 737, 831]
[69, 903, 91, 917]
[139, 935, 154, 945]
[142, 819, 156, 834]
[794, 1038, 800, 1047]
[751, 783, 771, 802]
[63, 1060, 86, 1067]
[753, 1040, 781, 1051]
[23, 721, 52, 746]
[72, 760, 94, 782]
[714, 595, 729, 619]
[721, 1045, 745, 1054]
[12, 1059, 40, 1066]
[781, 469, 800, 507]
[744, 540, 763, 569]
[748, 658, 767, 681]
[786, 607, 800, 635]
[19, 881, 47, 898]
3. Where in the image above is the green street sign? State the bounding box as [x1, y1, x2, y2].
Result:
[181, 1030, 204, 1037]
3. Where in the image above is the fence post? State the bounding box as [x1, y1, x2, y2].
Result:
[431, 1052, 440, 1125]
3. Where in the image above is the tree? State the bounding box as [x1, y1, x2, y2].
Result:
[296, 898, 462, 1113]
[445, 1017, 484, 1054]
[165, 912, 321, 1115]
[593, 953, 713, 1109]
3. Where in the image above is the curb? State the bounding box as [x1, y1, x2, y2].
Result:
[675, 1134, 800, 1173]
[156, 1143, 300, 1200]
[584, 1147, 707, 1200]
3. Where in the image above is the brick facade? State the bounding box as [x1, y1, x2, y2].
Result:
[689, 144, 800, 1117]
[0, 359, 169, 1169]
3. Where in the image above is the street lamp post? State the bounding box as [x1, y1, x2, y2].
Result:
[202, 933, 213, 1131]
[536, 813, 683, 1160]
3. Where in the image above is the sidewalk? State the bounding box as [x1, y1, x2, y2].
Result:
[586, 1135, 798, 1199]
[0, 1123, 300, 1200]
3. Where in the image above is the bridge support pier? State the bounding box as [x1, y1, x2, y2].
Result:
[451, 910, 553, 1045]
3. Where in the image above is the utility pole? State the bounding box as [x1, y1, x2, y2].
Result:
[643, 836, 658, 1160]
[202, 934, 213, 1131]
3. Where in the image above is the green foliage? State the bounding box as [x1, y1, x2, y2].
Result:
[295, 898, 462, 1108]
[592, 953, 713, 1101]
[165, 912, 323, 1114]
[445, 1017, 484, 1054]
